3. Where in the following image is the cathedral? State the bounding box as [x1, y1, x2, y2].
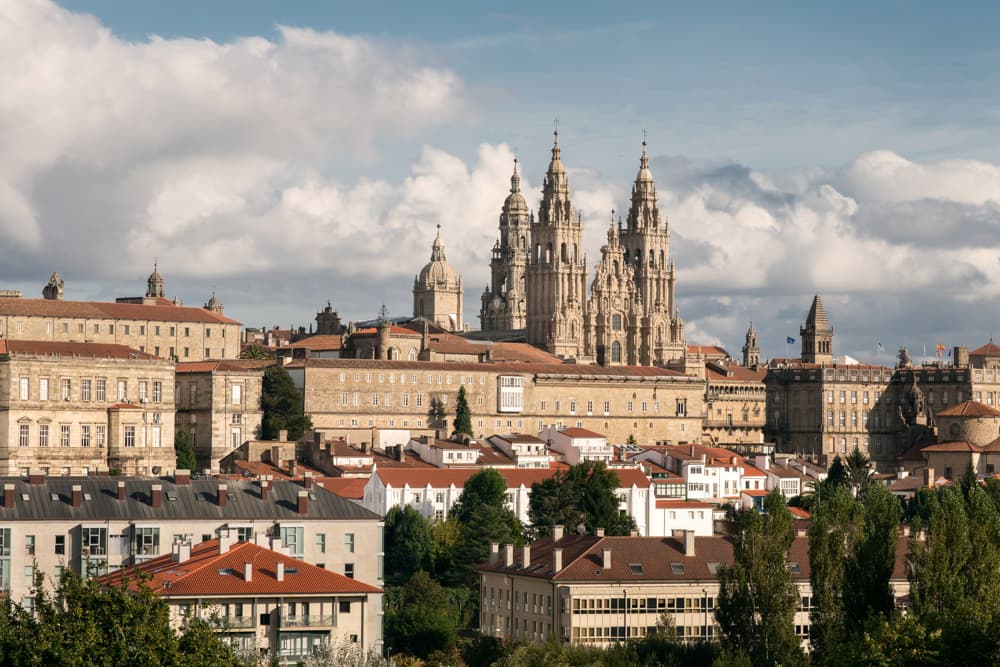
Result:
[479, 131, 687, 367]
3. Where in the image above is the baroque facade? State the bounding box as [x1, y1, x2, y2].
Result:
[412, 226, 464, 332]
[480, 133, 686, 366]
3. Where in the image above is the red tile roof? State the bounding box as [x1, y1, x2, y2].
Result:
[742, 464, 767, 477]
[921, 441, 982, 453]
[176, 360, 272, 373]
[287, 335, 344, 351]
[374, 466, 649, 489]
[688, 345, 730, 357]
[291, 358, 695, 379]
[971, 342, 1000, 357]
[560, 427, 606, 439]
[936, 401, 1000, 418]
[0, 340, 158, 360]
[487, 343, 563, 364]
[101, 539, 380, 596]
[352, 326, 421, 337]
[318, 478, 368, 500]
[0, 297, 240, 325]
[706, 363, 767, 382]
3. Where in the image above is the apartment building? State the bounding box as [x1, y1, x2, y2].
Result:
[0, 475, 383, 604]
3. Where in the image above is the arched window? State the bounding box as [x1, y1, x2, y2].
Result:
[572, 243, 578, 262]
[613, 260, 619, 275]
[611, 341, 622, 363]
[521, 235, 526, 250]
[545, 243, 553, 263]
[659, 250, 665, 267]
[570, 321, 577, 339]
[408, 348, 418, 361]
[649, 250, 655, 266]
[560, 243, 568, 263]
[536, 244, 542, 261]
[612, 314, 623, 331]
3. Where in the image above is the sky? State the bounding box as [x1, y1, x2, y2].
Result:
[3, 0, 1000, 363]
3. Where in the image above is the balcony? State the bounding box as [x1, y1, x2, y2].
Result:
[281, 615, 336, 629]
[209, 616, 257, 630]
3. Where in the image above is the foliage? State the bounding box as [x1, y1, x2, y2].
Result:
[715, 489, 802, 667]
[626, 433, 637, 445]
[384, 571, 460, 660]
[909, 484, 1000, 665]
[238, 344, 272, 360]
[452, 385, 473, 437]
[0, 568, 238, 666]
[844, 446, 874, 491]
[174, 429, 196, 472]
[527, 462, 635, 538]
[427, 398, 447, 431]
[448, 469, 521, 590]
[260, 365, 312, 440]
[384, 506, 434, 583]
[494, 631, 720, 667]
[819, 613, 942, 667]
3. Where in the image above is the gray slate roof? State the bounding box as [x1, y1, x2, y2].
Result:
[0, 477, 379, 522]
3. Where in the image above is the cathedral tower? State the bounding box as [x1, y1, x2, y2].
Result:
[146, 262, 165, 299]
[587, 215, 639, 365]
[800, 294, 833, 364]
[618, 140, 683, 365]
[480, 159, 531, 332]
[742, 321, 760, 367]
[526, 131, 587, 358]
[413, 226, 464, 331]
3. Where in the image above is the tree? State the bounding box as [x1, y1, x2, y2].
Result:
[0, 568, 238, 666]
[384, 571, 459, 660]
[715, 489, 801, 667]
[384, 506, 434, 583]
[453, 385, 473, 438]
[844, 446, 874, 491]
[260, 366, 312, 440]
[528, 462, 635, 538]
[238, 343, 272, 360]
[174, 429, 196, 472]
[428, 397, 447, 431]
[449, 469, 521, 588]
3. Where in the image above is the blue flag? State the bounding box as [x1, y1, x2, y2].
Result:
[786, 336, 795, 344]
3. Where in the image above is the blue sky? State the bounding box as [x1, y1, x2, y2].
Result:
[3, 1, 1000, 362]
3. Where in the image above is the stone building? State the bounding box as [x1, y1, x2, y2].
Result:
[175, 360, 268, 472]
[285, 358, 705, 446]
[703, 359, 767, 452]
[412, 226, 464, 332]
[0, 340, 176, 476]
[0, 268, 241, 361]
[481, 133, 686, 367]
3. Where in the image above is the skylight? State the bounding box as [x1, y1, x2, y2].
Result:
[628, 563, 644, 576]
[670, 563, 686, 575]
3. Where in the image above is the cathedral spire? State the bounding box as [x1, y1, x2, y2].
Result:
[510, 158, 521, 194]
[626, 138, 661, 232]
[539, 130, 572, 226]
[430, 224, 446, 261]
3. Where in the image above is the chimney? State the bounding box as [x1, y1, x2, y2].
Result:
[303, 472, 314, 489]
[243, 562, 252, 581]
[684, 530, 696, 557]
[489, 543, 499, 565]
[175, 542, 191, 563]
[923, 467, 935, 488]
[602, 548, 612, 570]
[288, 459, 297, 476]
[689, 445, 695, 457]
[2, 484, 13, 508]
[398, 445, 406, 463]
[595, 527, 605, 537]
[504, 544, 514, 567]
[297, 490, 308, 514]
[117, 481, 126, 501]
[71, 484, 82, 508]
[217, 483, 228, 508]
[28, 469, 44, 485]
[522, 544, 531, 567]
[175, 469, 190, 486]
[276, 561, 285, 582]
[151, 484, 162, 509]
[553, 548, 563, 573]
[553, 524, 565, 541]
[279, 429, 288, 442]
[260, 479, 270, 500]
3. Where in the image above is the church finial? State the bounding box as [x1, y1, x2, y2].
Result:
[510, 157, 520, 193]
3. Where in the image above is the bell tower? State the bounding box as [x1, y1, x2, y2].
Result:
[801, 295, 833, 364]
[480, 158, 531, 332]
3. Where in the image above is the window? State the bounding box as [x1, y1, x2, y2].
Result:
[18, 378, 28, 401]
[81, 380, 91, 401]
[231, 385, 242, 404]
[138, 382, 148, 401]
[39, 378, 49, 401]
[55, 535, 65, 555]
[117, 380, 127, 401]
[95, 425, 106, 448]
[189, 385, 197, 404]
[498, 376, 524, 413]
[19, 425, 29, 448]
[124, 425, 136, 448]
[152, 381, 161, 402]
[205, 328, 211, 338]
[39, 424, 49, 448]
[604, 400, 610, 415]
[316, 533, 326, 554]
[151, 426, 161, 448]
[81, 425, 91, 448]
[60, 425, 70, 447]
[339, 601, 351, 614]
[96, 380, 106, 401]
[82, 527, 107, 557]
[344, 563, 355, 579]
[134, 527, 159, 558]
[344, 533, 355, 554]
[676, 399, 687, 417]
[236, 527, 254, 542]
[25, 535, 35, 556]
[280, 526, 304, 558]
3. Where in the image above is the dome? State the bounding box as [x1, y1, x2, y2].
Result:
[417, 226, 459, 286]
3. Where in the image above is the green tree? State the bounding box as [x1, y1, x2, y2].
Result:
[808, 484, 860, 658]
[238, 343, 272, 360]
[260, 365, 312, 440]
[428, 397, 447, 430]
[174, 429, 196, 472]
[844, 446, 873, 491]
[528, 462, 635, 537]
[384, 505, 434, 583]
[449, 469, 521, 588]
[452, 385, 473, 437]
[384, 571, 459, 660]
[715, 489, 801, 667]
